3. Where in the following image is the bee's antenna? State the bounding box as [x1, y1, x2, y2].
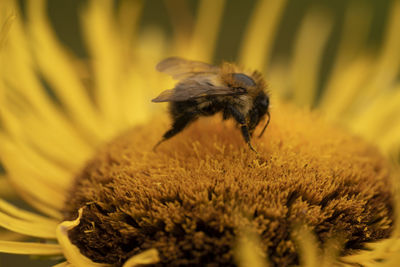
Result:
[258, 110, 270, 138]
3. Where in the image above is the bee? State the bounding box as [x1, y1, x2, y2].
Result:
[152, 57, 270, 152]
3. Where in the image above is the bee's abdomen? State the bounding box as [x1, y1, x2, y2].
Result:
[169, 100, 197, 118]
[198, 100, 225, 116]
[169, 99, 224, 119]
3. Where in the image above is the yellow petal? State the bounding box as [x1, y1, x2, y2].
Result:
[121, 28, 168, 125]
[332, 1, 372, 69]
[0, 135, 68, 211]
[0, 7, 15, 50]
[234, 229, 268, 267]
[163, 0, 192, 53]
[380, 124, 400, 154]
[1, 167, 65, 212]
[0, 210, 57, 239]
[122, 249, 160, 267]
[0, 175, 16, 198]
[52, 261, 72, 267]
[18, 189, 63, 220]
[0, 199, 59, 224]
[121, 70, 156, 125]
[186, 0, 226, 61]
[26, 0, 109, 142]
[350, 85, 400, 144]
[290, 7, 333, 108]
[81, 0, 123, 129]
[117, 0, 143, 47]
[364, 0, 400, 97]
[0, 7, 95, 163]
[320, 2, 372, 115]
[292, 226, 319, 267]
[0, 135, 74, 191]
[56, 208, 110, 267]
[319, 55, 373, 122]
[239, 0, 287, 71]
[0, 240, 62, 255]
[0, 229, 27, 241]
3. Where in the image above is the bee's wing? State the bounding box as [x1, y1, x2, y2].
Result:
[156, 57, 219, 79]
[152, 78, 246, 102]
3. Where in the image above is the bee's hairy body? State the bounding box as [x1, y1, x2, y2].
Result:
[170, 94, 249, 119]
[152, 57, 270, 152]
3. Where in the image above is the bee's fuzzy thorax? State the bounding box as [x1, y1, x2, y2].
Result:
[219, 62, 268, 98]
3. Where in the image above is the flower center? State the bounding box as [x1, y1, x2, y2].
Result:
[64, 103, 393, 266]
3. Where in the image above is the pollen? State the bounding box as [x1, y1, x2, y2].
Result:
[64, 103, 394, 266]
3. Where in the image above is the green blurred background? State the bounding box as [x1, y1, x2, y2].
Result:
[1, 0, 394, 266]
[32, 0, 394, 106]
[41, 0, 391, 60]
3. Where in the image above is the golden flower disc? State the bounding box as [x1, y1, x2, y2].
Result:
[64, 103, 393, 266]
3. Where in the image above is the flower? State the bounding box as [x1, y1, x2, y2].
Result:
[65, 104, 393, 266]
[0, 0, 399, 266]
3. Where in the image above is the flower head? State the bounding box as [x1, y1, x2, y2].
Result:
[65, 104, 393, 266]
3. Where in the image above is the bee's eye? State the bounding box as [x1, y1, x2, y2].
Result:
[256, 94, 269, 108]
[260, 97, 269, 107]
[231, 73, 256, 87]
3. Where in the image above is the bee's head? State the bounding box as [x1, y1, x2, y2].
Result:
[254, 92, 270, 138]
[254, 92, 269, 113]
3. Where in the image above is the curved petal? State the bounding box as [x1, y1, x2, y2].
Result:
[122, 249, 159, 267]
[52, 261, 73, 267]
[56, 208, 110, 267]
[57, 208, 159, 267]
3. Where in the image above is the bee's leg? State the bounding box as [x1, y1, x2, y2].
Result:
[153, 113, 197, 151]
[248, 110, 260, 137]
[240, 125, 257, 153]
[222, 108, 231, 120]
[227, 106, 257, 153]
